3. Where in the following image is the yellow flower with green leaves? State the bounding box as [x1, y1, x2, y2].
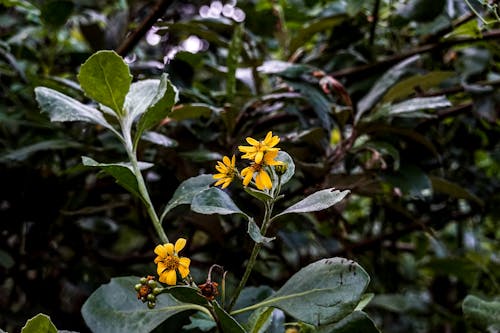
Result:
[154, 238, 191, 285]
[239, 131, 280, 164]
[241, 150, 283, 190]
[213, 155, 237, 189]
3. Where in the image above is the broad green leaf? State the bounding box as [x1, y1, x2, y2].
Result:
[356, 55, 420, 123]
[430, 176, 484, 206]
[355, 293, 374, 311]
[317, 311, 380, 333]
[0, 139, 81, 162]
[141, 131, 178, 148]
[289, 14, 347, 55]
[275, 151, 295, 185]
[124, 79, 162, 122]
[462, 295, 500, 331]
[275, 189, 350, 218]
[248, 218, 275, 244]
[77, 50, 132, 116]
[244, 187, 274, 201]
[183, 312, 217, 332]
[160, 174, 215, 222]
[387, 96, 451, 116]
[82, 156, 152, 201]
[369, 292, 429, 314]
[382, 71, 454, 103]
[21, 314, 57, 333]
[40, 0, 74, 28]
[135, 74, 178, 138]
[227, 23, 244, 100]
[286, 81, 332, 130]
[382, 164, 432, 199]
[169, 103, 219, 121]
[162, 286, 208, 306]
[81, 276, 207, 333]
[213, 301, 246, 333]
[191, 187, 247, 217]
[34, 87, 118, 134]
[234, 258, 370, 325]
[246, 308, 285, 333]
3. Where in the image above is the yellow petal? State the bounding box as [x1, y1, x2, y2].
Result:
[256, 169, 272, 190]
[175, 238, 186, 253]
[164, 270, 177, 285]
[221, 179, 231, 189]
[154, 244, 168, 258]
[154, 256, 162, 264]
[246, 137, 259, 146]
[264, 131, 273, 143]
[157, 261, 167, 275]
[241, 167, 253, 186]
[213, 173, 226, 179]
[222, 156, 231, 166]
[267, 135, 280, 147]
[230, 155, 236, 166]
[178, 257, 191, 277]
[165, 243, 174, 256]
[255, 151, 263, 164]
[239, 146, 255, 153]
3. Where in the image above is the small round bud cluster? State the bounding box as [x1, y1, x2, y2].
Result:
[135, 275, 159, 309]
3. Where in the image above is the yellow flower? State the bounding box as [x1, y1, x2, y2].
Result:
[239, 131, 280, 164]
[240, 151, 284, 190]
[154, 238, 191, 285]
[213, 155, 237, 189]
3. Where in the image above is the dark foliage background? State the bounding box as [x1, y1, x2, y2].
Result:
[1, 0, 499, 332]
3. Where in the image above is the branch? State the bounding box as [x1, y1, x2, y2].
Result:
[331, 29, 500, 79]
[116, 0, 172, 57]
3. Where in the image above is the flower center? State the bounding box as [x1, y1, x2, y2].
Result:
[164, 255, 180, 271]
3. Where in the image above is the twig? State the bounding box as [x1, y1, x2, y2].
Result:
[331, 29, 500, 79]
[369, 0, 381, 46]
[116, 0, 172, 57]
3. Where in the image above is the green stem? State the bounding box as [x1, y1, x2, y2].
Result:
[120, 118, 169, 244]
[228, 198, 275, 311]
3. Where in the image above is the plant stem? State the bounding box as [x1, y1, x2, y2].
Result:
[228, 198, 275, 311]
[121, 119, 169, 244]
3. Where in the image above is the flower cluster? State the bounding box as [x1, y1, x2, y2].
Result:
[213, 131, 284, 190]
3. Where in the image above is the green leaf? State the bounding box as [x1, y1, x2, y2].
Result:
[35, 87, 118, 134]
[141, 131, 178, 148]
[387, 96, 451, 116]
[191, 187, 247, 217]
[462, 295, 500, 331]
[124, 79, 163, 122]
[382, 164, 432, 199]
[382, 71, 454, 103]
[246, 308, 284, 333]
[21, 314, 57, 333]
[40, 0, 74, 28]
[227, 23, 244, 100]
[430, 176, 484, 206]
[183, 312, 217, 332]
[247, 218, 275, 244]
[82, 156, 151, 201]
[286, 81, 332, 130]
[234, 258, 370, 326]
[244, 187, 274, 201]
[160, 174, 215, 222]
[356, 55, 420, 123]
[275, 189, 350, 218]
[317, 311, 380, 333]
[135, 74, 178, 138]
[213, 301, 246, 333]
[0, 139, 82, 162]
[169, 103, 219, 121]
[81, 276, 206, 333]
[275, 151, 295, 185]
[289, 14, 347, 55]
[163, 286, 208, 306]
[77, 50, 132, 116]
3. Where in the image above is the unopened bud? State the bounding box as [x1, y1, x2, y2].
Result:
[275, 163, 288, 175]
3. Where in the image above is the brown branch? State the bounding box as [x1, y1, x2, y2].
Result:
[331, 29, 500, 79]
[116, 0, 173, 57]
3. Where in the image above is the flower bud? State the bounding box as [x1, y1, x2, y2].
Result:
[147, 301, 156, 309]
[147, 294, 156, 302]
[140, 277, 148, 284]
[275, 163, 288, 175]
[153, 287, 163, 295]
[147, 279, 157, 288]
[134, 283, 142, 292]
